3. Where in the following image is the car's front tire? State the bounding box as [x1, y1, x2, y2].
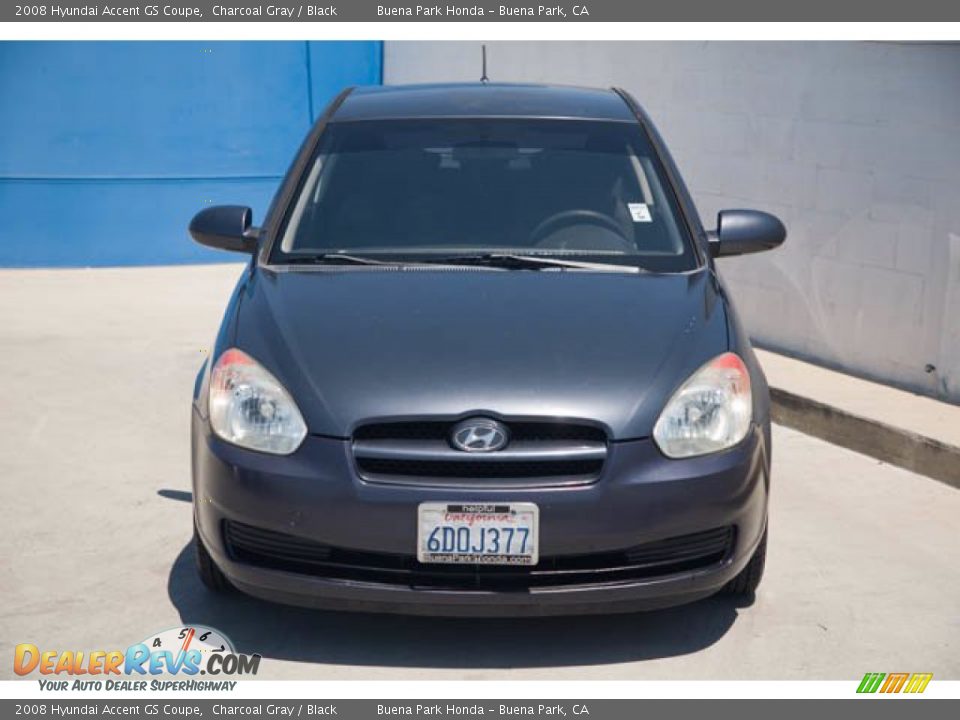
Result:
[723, 527, 767, 597]
[194, 521, 231, 593]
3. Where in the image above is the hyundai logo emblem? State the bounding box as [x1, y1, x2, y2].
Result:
[450, 418, 510, 453]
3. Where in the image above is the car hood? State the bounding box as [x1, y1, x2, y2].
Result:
[233, 267, 728, 440]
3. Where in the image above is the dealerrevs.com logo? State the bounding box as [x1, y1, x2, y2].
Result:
[14, 626, 260, 691]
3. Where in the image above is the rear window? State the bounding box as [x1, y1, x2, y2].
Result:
[273, 119, 698, 272]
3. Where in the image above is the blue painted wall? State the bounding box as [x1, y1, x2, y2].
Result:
[0, 41, 382, 266]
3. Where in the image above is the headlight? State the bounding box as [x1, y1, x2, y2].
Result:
[208, 348, 307, 455]
[653, 352, 752, 458]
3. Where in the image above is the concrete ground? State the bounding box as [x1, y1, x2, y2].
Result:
[2, 264, 958, 680]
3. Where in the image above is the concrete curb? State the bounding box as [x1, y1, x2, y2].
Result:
[770, 387, 960, 490]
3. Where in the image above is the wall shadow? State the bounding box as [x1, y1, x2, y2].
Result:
[167, 539, 744, 670]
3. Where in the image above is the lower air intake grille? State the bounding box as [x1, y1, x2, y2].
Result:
[223, 521, 735, 591]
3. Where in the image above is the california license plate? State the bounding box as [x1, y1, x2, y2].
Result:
[417, 502, 539, 565]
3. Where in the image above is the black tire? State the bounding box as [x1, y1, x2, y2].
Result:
[723, 527, 767, 597]
[194, 522, 231, 593]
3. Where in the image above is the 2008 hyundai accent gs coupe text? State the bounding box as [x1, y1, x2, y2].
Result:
[189, 83, 786, 616]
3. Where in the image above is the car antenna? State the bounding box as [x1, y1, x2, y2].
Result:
[480, 44, 489, 84]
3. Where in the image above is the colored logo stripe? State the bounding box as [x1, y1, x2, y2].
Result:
[904, 673, 933, 694]
[880, 673, 909, 693]
[857, 672, 932, 694]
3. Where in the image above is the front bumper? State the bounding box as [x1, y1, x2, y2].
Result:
[191, 411, 769, 616]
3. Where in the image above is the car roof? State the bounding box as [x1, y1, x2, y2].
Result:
[331, 83, 637, 123]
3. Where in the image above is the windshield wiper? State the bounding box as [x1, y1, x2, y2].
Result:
[420, 253, 643, 272]
[285, 253, 395, 266]
[284, 252, 643, 272]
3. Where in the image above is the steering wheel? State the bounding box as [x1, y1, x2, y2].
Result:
[530, 209, 634, 252]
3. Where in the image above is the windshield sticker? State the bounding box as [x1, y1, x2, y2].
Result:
[628, 203, 652, 223]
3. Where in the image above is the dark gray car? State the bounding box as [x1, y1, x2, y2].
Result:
[189, 83, 785, 616]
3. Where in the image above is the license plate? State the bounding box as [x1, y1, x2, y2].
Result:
[417, 502, 539, 566]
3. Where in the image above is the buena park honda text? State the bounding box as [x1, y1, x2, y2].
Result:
[189, 83, 785, 615]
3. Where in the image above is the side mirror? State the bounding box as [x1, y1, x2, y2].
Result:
[189, 205, 259, 254]
[708, 209, 786, 258]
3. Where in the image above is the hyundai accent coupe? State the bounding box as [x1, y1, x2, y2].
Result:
[189, 83, 785, 615]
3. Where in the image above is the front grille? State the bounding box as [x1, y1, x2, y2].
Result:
[223, 521, 735, 591]
[354, 421, 607, 443]
[351, 419, 608, 488]
[355, 458, 603, 479]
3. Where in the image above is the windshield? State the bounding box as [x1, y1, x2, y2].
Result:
[273, 119, 698, 272]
